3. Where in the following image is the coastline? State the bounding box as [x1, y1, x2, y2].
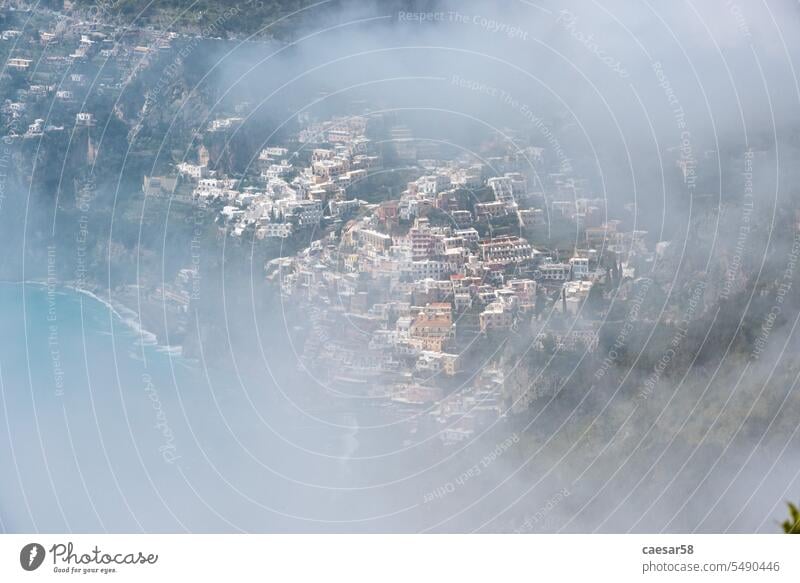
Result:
[0, 279, 184, 356]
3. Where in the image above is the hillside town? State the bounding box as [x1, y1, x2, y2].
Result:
[5, 0, 800, 541]
[1, 3, 767, 450]
[0, 5, 693, 445]
[175, 109, 667, 446]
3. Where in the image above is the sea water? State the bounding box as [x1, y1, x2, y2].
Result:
[0, 282, 393, 533]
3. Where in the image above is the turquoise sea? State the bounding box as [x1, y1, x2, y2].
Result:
[0, 282, 409, 533]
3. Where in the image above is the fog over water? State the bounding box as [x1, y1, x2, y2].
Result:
[1, 0, 800, 533]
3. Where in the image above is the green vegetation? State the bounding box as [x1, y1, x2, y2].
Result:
[73, 0, 314, 38]
[782, 503, 800, 534]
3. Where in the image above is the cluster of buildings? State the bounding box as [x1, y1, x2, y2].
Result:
[1, 11, 179, 146]
[163, 115, 385, 240]
[1, 7, 664, 447]
[258, 115, 659, 445]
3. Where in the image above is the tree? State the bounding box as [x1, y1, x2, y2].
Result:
[586, 281, 605, 316]
[781, 502, 800, 534]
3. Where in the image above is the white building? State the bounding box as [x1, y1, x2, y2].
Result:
[209, 117, 243, 132]
[256, 223, 293, 239]
[259, 146, 289, 160]
[479, 236, 534, 264]
[75, 112, 93, 126]
[480, 301, 514, 332]
[569, 256, 590, 279]
[282, 199, 323, 225]
[538, 261, 570, 281]
[409, 260, 460, 281]
[177, 163, 208, 180]
[7, 58, 31, 70]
